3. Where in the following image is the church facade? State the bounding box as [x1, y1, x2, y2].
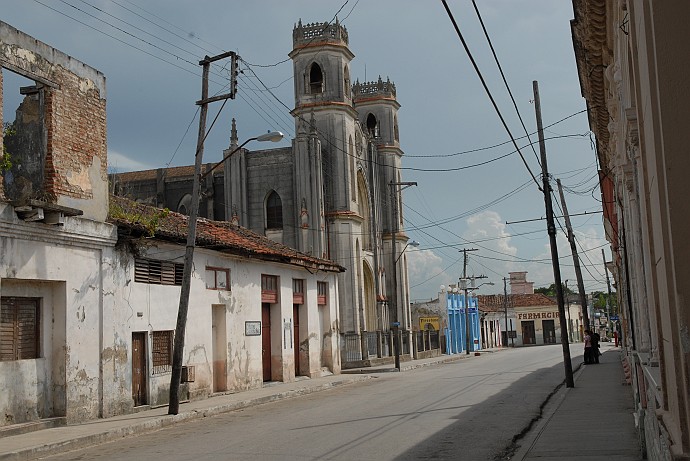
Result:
[112, 19, 415, 367]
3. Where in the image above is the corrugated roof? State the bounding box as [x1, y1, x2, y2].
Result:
[108, 195, 343, 273]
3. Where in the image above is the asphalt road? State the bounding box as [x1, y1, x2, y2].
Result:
[40, 345, 584, 461]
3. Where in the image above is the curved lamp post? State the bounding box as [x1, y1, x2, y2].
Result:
[391, 239, 420, 370]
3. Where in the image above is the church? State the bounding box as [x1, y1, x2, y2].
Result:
[112, 19, 414, 367]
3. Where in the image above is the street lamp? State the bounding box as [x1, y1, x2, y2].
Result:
[201, 131, 285, 180]
[169, 130, 283, 414]
[391, 239, 420, 371]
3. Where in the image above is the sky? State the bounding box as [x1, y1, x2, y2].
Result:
[1, 0, 611, 301]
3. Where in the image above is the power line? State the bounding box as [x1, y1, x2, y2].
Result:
[471, 0, 541, 168]
[442, 0, 541, 190]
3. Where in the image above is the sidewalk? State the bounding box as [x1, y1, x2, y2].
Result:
[0, 347, 641, 461]
[513, 343, 643, 460]
[0, 353, 470, 461]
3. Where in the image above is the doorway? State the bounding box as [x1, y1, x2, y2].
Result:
[293, 304, 301, 377]
[521, 321, 535, 345]
[543, 320, 556, 344]
[212, 305, 227, 392]
[262, 303, 272, 381]
[132, 332, 147, 406]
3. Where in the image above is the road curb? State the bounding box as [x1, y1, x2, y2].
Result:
[0, 376, 370, 461]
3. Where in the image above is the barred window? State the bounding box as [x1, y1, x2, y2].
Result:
[1, 297, 40, 361]
[151, 330, 173, 374]
[135, 258, 183, 286]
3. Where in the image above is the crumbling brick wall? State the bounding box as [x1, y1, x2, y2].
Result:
[0, 20, 107, 221]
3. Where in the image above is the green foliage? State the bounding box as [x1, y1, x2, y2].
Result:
[1, 122, 16, 173]
[534, 283, 575, 297]
[109, 202, 170, 237]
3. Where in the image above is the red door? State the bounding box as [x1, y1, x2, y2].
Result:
[132, 332, 147, 406]
[293, 304, 300, 377]
[262, 303, 272, 382]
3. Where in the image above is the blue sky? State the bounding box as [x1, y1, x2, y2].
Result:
[2, 1, 610, 300]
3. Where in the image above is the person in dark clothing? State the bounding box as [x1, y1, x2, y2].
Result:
[591, 331, 601, 363]
[584, 330, 593, 364]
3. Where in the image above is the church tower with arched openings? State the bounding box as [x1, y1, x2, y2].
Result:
[353, 76, 412, 337]
[290, 19, 390, 348]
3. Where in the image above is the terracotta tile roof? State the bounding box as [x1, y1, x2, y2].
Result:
[478, 293, 556, 312]
[108, 195, 343, 272]
[112, 163, 222, 182]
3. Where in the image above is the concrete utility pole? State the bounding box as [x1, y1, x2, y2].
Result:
[389, 180, 416, 370]
[533, 80, 574, 388]
[459, 248, 479, 355]
[169, 51, 239, 415]
[602, 248, 613, 337]
[557, 179, 591, 331]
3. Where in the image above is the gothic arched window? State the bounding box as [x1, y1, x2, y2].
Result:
[309, 63, 324, 94]
[366, 113, 379, 138]
[344, 65, 351, 98]
[394, 116, 399, 142]
[266, 191, 283, 229]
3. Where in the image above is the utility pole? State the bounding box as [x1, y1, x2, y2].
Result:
[565, 280, 572, 342]
[459, 248, 478, 355]
[557, 179, 591, 331]
[533, 81, 574, 388]
[169, 51, 238, 415]
[389, 180, 416, 370]
[503, 276, 509, 347]
[602, 248, 613, 338]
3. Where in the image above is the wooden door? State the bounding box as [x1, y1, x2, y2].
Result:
[293, 304, 300, 377]
[212, 305, 227, 392]
[262, 303, 272, 382]
[542, 320, 556, 344]
[132, 332, 147, 406]
[521, 321, 535, 345]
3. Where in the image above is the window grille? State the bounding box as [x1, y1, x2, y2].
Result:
[151, 330, 173, 374]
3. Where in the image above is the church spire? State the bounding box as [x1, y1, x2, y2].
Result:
[230, 118, 238, 148]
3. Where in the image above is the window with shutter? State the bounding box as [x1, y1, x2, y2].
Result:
[0, 297, 40, 361]
[134, 258, 184, 286]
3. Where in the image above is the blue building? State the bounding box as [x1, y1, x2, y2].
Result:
[445, 290, 481, 354]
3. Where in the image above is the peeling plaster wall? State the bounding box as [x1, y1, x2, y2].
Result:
[0, 202, 116, 426]
[0, 20, 107, 221]
[115, 242, 341, 408]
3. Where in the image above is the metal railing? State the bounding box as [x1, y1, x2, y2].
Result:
[344, 333, 362, 362]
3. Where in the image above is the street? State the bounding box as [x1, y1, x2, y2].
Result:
[40, 346, 584, 461]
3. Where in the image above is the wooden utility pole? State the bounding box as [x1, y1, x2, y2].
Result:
[533, 81, 574, 388]
[503, 277, 509, 347]
[169, 51, 238, 415]
[557, 179, 591, 331]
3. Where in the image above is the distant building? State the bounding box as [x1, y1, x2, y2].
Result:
[112, 19, 415, 367]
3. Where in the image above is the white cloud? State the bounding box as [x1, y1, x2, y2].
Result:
[107, 150, 154, 173]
